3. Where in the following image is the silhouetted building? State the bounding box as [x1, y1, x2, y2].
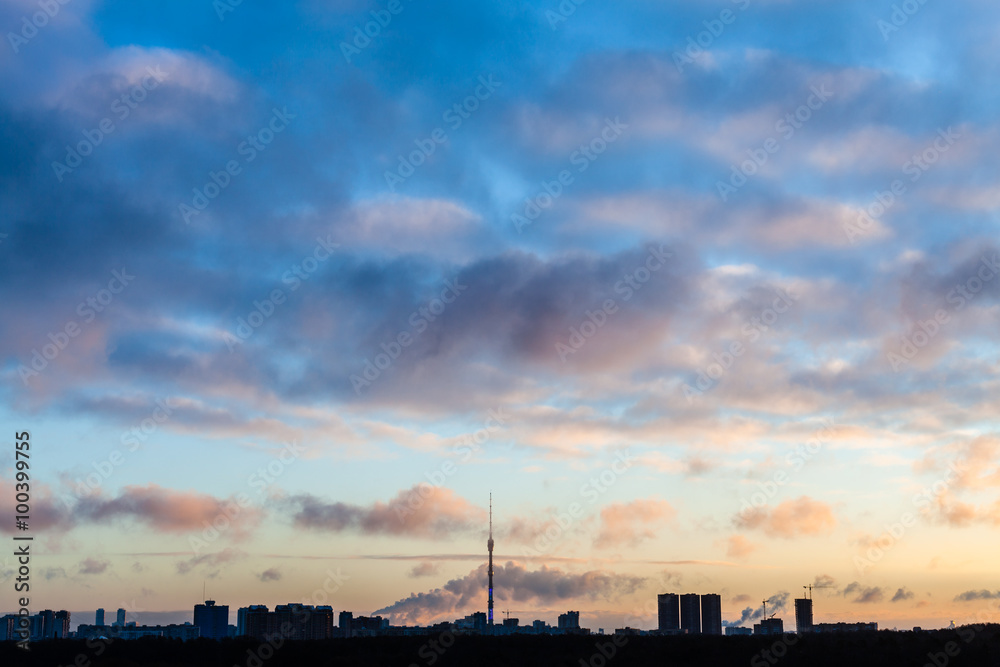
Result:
[194, 600, 229, 640]
[455, 612, 487, 633]
[237, 605, 267, 637]
[701, 594, 722, 636]
[502, 617, 519, 629]
[352, 615, 388, 636]
[558, 611, 580, 630]
[54, 611, 71, 639]
[794, 598, 813, 634]
[754, 618, 784, 635]
[1, 610, 70, 640]
[0, 615, 21, 641]
[116, 608, 127, 627]
[726, 626, 753, 636]
[37, 610, 56, 639]
[95, 608, 105, 627]
[339, 611, 354, 638]
[657, 593, 679, 632]
[680, 594, 701, 635]
[243, 604, 334, 641]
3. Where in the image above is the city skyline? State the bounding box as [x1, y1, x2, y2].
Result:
[2, 0, 1000, 641]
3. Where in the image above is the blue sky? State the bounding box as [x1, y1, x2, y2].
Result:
[1, 0, 999, 631]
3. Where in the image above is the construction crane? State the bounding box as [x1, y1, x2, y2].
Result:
[803, 583, 835, 600]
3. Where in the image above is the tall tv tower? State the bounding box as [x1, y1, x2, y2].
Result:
[488, 493, 494, 628]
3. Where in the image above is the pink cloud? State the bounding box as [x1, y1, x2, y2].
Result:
[594, 499, 675, 548]
[287, 485, 485, 539]
[724, 535, 757, 559]
[77, 484, 263, 537]
[735, 496, 836, 538]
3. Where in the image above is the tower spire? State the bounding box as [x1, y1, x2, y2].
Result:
[488, 492, 494, 628]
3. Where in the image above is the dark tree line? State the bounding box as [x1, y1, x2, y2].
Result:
[3, 626, 999, 667]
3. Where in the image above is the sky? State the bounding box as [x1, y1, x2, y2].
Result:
[1, 0, 999, 634]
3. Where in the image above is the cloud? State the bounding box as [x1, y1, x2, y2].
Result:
[79, 557, 110, 575]
[594, 499, 675, 548]
[843, 582, 884, 604]
[376, 562, 645, 625]
[954, 590, 1000, 602]
[0, 480, 71, 535]
[724, 535, 757, 559]
[891, 588, 914, 602]
[258, 567, 282, 582]
[285, 486, 485, 539]
[175, 548, 247, 575]
[75, 485, 263, 537]
[409, 562, 441, 578]
[734, 496, 836, 538]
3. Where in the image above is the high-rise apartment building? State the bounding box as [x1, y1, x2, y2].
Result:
[700, 594, 722, 635]
[657, 593, 679, 632]
[194, 600, 230, 640]
[680, 593, 701, 635]
[795, 598, 813, 634]
[558, 611, 580, 630]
